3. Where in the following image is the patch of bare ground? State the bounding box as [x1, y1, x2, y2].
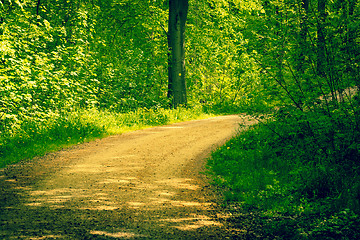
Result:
[0, 115, 257, 239]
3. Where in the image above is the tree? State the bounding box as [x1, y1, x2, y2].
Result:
[168, 0, 189, 108]
[297, 0, 309, 73]
[317, 0, 327, 77]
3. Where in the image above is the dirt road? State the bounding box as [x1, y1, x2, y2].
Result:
[0, 115, 256, 239]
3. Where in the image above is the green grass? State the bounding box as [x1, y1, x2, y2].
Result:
[0, 105, 212, 168]
[207, 113, 360, 239]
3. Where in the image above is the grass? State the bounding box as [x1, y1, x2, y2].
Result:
[0, 105, 212, 168]
[207, 110, 360, 239]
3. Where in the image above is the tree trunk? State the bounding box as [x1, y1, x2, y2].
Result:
[317, 0, 326, 77]
[347, 0, 356, 46]
[345, 0, 359, 86]
[36, 0, 41, 16]
[296, 0, 309, 73]
[168, 0, 188, 108]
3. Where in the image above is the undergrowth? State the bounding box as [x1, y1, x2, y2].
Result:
[207, 100, 360, 239]
[0, 105, 211, 168]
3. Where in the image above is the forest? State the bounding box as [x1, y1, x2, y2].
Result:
[1, 0, 359, 238]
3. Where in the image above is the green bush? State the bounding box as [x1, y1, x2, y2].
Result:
[207, 102, 360, 237]
[0, 110, 106, 168]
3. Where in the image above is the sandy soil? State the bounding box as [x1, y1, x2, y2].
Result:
[0, 115, 257, 239]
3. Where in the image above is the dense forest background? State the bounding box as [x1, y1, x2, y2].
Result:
[1, 0, 360, 238]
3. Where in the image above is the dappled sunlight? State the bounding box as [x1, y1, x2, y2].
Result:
[23, 174, 214, 214]
[99, 176, 139, 185]
[155, 190, 175, 197]
[81, 205, 120, 211]
[99, 178, 131, 184]
[160, 214, 223, 231]
[90, 230, 143, 239]
[29, 188, 91, 199]
[127, 201, 147, 209]
[65, 162, 145, 174]
[4, 179, 17, 183]
[13, 186, 32, 191]
[47, 196, 72, 204]
[171, 200, 211, 208]
[66, 164, 104, 173]
[148, 197, 171, 205]
[0, 113, 244, 239]
[23, 235, 64, 239]
[147, 197, 212, 209]
[30, 188, 76, 196]
[95, 192, 109, 196]
[174, 224, 203, 231]
[155, 178, 201, 190]
[22, 170, 217, 223]
[26, 188, 95, 208]
[24, 202, 43, 207]
[109, 154, 136, 159]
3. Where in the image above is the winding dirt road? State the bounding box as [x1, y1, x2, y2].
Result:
[0, 115, 256, 239]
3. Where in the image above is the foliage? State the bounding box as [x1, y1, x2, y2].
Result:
[0, 110, 106, 168]
[208, 116, 360, 238]
[207, 0, 360, 238]
[186, 0, 260, 111]
[0, 0, 99, 137]
[92, 0, 170, 111]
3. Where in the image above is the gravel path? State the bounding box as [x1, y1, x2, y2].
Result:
[0, 115, 256, 239]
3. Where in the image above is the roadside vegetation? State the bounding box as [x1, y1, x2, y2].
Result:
[0, 106, 210, 168]
[208, 109, 360, 239]
[206, 0, 360, 238]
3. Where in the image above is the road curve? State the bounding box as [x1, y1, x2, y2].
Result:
[0, 115, 256, 239]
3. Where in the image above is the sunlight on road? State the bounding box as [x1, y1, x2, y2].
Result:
[23, 173, 223, 233]
[90, 230, 143, 239]
[160, 215, 223, 231]
[1, 115, 245, 239]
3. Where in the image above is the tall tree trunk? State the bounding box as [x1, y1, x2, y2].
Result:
[347, 0, 356, 46]
[296, 0, 309, 73]
[168, 0, 188, 108]
[317, 0, 326, 77]
[36, 0, 41, 16]
[345, 0, 359, 86]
